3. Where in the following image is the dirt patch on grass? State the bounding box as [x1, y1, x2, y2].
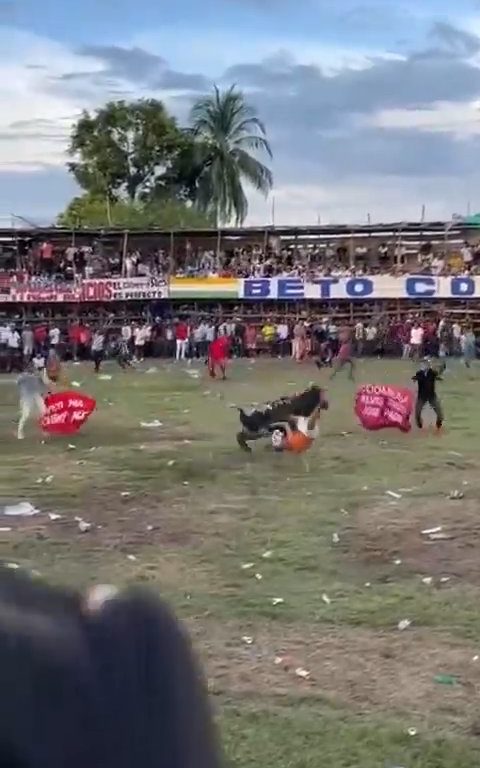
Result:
[192, 620, 480, 732]
[2, 484, 245, 555]
[350, 497, 480, 584]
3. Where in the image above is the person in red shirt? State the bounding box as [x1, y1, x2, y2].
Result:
[69, 322, 81, 361]
[330, 326, 354, 381]
[33, 324, 47, 355]
[175, 321, 189, 361]
[207, 335, 230, 379]
[78, 324, 91, 360]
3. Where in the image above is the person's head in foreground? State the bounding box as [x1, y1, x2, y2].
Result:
[0, 566, 222, 768]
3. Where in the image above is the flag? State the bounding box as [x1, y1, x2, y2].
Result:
[40, 391, 96, 436]
[355, 384, 413, 432]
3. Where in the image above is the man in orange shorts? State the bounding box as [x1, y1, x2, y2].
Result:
[272, 400, 326, 454]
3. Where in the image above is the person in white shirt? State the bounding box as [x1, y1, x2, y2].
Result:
[276, 322, 289, 356]
[193, 322, 207, 359]
[431, 255, 445, 275]
[205, 323, 215, 344]
[49, 325, 61, 350]
[452, 322, 462, 356]
[354, 321, 365, 356]
[7, 326, 21, 373]
[0, 323, 9, 352]
[461, 243, 473, 265]
[122, 324, 132, 345]
[22, 325, 34, 362]
[133, 325, 147, 362]
[410, 323, 424, 361]
[365, 324, 377, 356]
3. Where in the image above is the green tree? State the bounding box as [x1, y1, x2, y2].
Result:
[147, 129, 207, 204]
[57, 194, 214, 229]
[190, 85, 273, 224]
[67, 99, 183, 202]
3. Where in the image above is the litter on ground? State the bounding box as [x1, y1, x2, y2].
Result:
[386, 490, 402, 500]
[398, 619, 412, 631]
[3, 502, 40, 517]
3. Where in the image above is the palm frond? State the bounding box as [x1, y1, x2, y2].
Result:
[189, 84, 273, 224]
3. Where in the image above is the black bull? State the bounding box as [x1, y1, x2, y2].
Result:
[236, 385, 327, 452]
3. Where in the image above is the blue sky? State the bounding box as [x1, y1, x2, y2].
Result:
[2, 0, 480, 224]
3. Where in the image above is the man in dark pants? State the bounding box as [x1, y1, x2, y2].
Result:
[412, 359, 444, 430]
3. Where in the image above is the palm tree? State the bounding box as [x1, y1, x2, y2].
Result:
[190, 85, 273, 225]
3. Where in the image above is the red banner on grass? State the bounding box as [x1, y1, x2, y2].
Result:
[40, 391, 96, 435]
[354, 384, 414, 432]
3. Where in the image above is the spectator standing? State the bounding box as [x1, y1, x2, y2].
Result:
[410, 322, 424, 360]
[0, 322, 10, 356]
[193, 321, 207, 359]
[7, 326, 21, 373]
[452, 321, 462, 356]
[365, 323, 377, 356]
[292, 320, 306, 362]
[91, 329, 106, 373]
[354, 321, 365, 356]
[276, 320, 290, 357]
[22, 324, 34, 364]
[122, 322, 133, 355]
[175, 320, 189, 361]
[49, 323, 61, 352]
[164, 323, 175, 358]
[261, 320, 276, 355]
[33, 323, 48, 355]
[133, 325, 146, 362]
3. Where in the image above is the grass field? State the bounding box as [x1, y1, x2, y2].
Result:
[2, 357, 480, 767]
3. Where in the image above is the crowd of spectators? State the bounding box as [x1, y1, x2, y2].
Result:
[0, 310, 476, 373]
[2, 236, 480, 285]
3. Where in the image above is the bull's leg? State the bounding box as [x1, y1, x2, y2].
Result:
[236, 429, 265, 453]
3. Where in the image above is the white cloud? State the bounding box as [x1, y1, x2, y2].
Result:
[246, 174, 473, 226]
[365, 100, 480, 138]
[0, 28, 107, 170]
[134, 26, 403, 77]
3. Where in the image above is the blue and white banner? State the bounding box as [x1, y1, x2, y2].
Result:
[240, 276, 480, 300]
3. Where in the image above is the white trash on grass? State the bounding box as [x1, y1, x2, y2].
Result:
[140, 420, 163, 428]
[386, 490, 402, 500]
[398, 619, 412, 631]
[3, 502, 40, 517]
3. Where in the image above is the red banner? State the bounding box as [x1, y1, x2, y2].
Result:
[40, 391, 96, 435]
[3, 277, 167, 303]
[354, 384, 414, 432]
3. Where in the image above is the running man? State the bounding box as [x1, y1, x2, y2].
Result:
[16, 364, 48, 440]
[207, 335, 230, 379]
[412, 358, 444, 431]
[330, 326, 355, 380]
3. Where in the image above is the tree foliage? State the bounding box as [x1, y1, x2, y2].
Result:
[64, 88, 273, 226]
[190, 85, 273, 224]
[57, 194, 214, 230]
[67, 99, 183, 201]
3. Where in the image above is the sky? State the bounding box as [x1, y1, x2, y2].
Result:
[3, 0, 480, 225]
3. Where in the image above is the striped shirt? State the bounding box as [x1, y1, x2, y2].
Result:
[91, 333, 105, 352]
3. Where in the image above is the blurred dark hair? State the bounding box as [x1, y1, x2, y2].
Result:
[0, 566, 222, 768]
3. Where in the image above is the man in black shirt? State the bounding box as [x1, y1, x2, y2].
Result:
[412, 359, 444, 430]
